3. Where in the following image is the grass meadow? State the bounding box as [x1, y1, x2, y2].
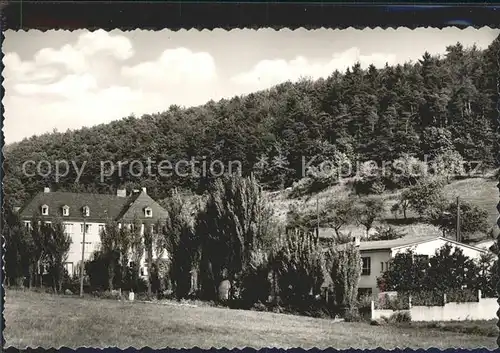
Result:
[4, 289, 497, 349]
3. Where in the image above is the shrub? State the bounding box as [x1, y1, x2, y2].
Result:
[271, 228, 325, 307]
[240, 250, 272, 308]
[411, 291, 445, 306]
[376, 293, 410, 310]
[357, 294, 373, 311]
[446, 288, 479, 303]
[93, 290, 123, 300]
[135, 292, 156, 301]
[251, 301, 268, 312]
[371, 226, 406, 241]
[289, 178, 315, 198]
[389, 310, 411, 323]
[61, 273, 81, 294]
[370, 318, 386, 326]
[343, 307, 362, 322]
[85, 251, 122, 291]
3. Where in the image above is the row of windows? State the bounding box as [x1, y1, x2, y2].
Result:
[24, 221, 97, 234]
[361, 255, 430, 276]
[64, 261, 150, 276]
[40, 205, 154, 218]
[24, 221, 159, 234]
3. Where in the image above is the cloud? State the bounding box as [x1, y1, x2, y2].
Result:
[14, 74, 98, 97]
[3, 34, 220, 143]
[121, 47, 217, 88]
[34, 30, 134, 74]
[231, 47, 396, 90]
[4, 86, 144, 142]
[3, 30, 135, 97]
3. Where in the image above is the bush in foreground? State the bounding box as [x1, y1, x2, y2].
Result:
[388, 310, 412, 323]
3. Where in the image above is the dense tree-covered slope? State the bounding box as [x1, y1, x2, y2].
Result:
[3, 39, 499, 209]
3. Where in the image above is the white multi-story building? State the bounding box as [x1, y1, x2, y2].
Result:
[18, 186, 169, 277]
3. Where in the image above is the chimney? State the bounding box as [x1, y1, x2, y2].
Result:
[116, 188, 127, 198]
[142, 187, 147, 194]
[352, 235, 361, 247]
[43, 187, 50, 193]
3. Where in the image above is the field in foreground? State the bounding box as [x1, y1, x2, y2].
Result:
[4, 290, 497, 349]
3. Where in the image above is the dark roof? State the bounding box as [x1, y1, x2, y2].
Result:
[117, 190, 169, 222]
[19, 190, 167, 223]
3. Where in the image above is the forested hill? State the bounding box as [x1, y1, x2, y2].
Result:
[4, 39, 500, 209]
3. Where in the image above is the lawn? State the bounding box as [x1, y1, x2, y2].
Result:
[405, 320, 499, 338]
[4, 290, 498, 349]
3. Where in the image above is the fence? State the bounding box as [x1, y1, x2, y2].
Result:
[371, 290, 497, 322]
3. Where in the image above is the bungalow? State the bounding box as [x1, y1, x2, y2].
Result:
[18, 187, 169, 277]
[356, 236, 492, 296]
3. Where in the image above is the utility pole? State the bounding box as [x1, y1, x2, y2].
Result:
[79, 215, 87, 297]
[316, 195, 320, 238]
[456, 196, 460, 243]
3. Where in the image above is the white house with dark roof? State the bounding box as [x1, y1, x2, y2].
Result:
[18, 187, 169, 277]
[356, 236, 492, 296]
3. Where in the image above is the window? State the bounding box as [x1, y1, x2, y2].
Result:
[381, 262, 384, 272]
[361, 257, 371, 276]
[144, 207, 152, 218]
[83, 206, 90, 217]
[63, 223, 73, 234]
[80, 224, 91, 233]
[41, 204, 49, 216]
[98, 224, 105, 233]
[358, 288, 373, 298]
[24, 221, 31, 232]
[62, 205, 70, 216]
[140, 266, 148, 276]
[63, 262, 74, 275]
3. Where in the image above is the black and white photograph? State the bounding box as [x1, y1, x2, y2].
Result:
[2, 27, 500, 349]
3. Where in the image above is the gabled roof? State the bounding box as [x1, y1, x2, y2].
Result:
[115, 190, 169, 222]
[18, 190, 168, 223]
[358, 235, 489, 254]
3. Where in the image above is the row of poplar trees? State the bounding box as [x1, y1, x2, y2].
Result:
[3, 211, 72, 293]
[131, 174, 363, 316]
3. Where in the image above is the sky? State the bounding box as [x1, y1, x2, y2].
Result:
[3, 27, 499, 144]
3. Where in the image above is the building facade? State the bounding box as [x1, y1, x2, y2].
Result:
[357, 236, 492, 296]
[18, 187, 169, 277]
